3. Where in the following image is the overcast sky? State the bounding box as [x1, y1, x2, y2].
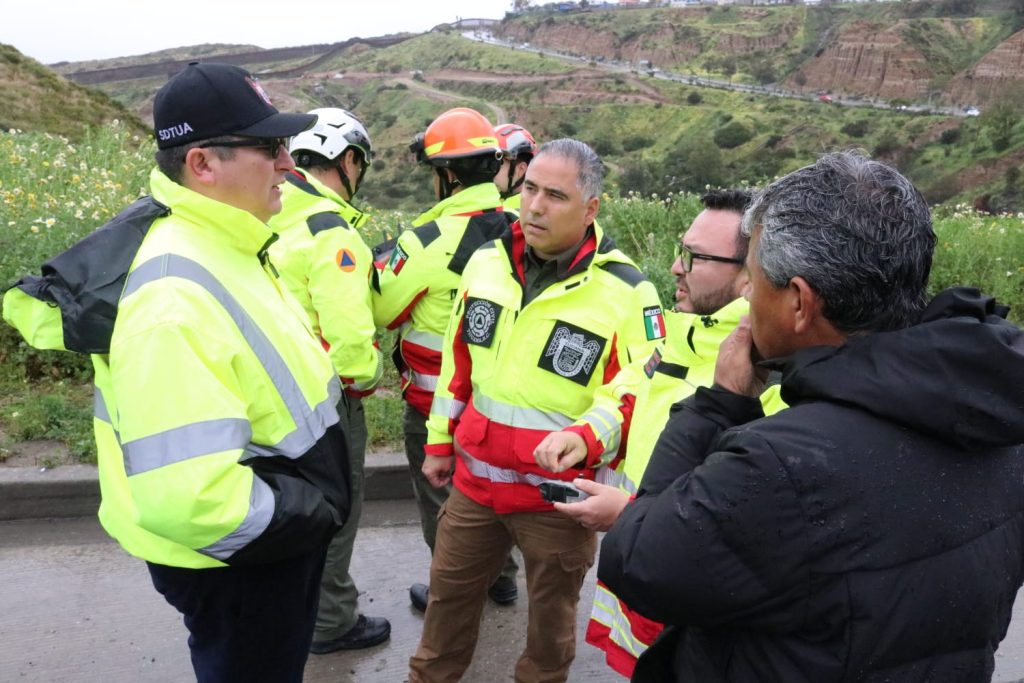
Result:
[5, 0, 514, 64]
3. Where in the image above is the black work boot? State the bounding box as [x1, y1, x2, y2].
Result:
[309, 615, 391, 653]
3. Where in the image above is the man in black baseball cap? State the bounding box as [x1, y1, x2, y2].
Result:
[101, 63, 347, 681]
[5, 63, 344, 681]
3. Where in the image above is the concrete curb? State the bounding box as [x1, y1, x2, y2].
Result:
[0, 451, 413, 522]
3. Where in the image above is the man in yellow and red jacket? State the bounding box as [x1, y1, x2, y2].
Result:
[552, 190, 786, 677]
[371, 107, 518, 610]
[408, 139, 665, 683]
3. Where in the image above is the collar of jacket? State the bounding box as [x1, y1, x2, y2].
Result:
[284, 170, 368, 229]
[669, 297, 749, 366]
[411, 182, 502, 227]
[764, 285, 1024, 450]
[149, 167, 276, 256]
[504, 218, 616, 288]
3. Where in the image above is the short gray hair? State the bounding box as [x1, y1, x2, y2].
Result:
[742, 151, 935, 334]
[535, 138, 604, 201]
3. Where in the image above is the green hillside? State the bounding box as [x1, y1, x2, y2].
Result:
[0, 44, 147, 139]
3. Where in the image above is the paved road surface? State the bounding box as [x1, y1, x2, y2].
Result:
[1, 500, 1022, 682]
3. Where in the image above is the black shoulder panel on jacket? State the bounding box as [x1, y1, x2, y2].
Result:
[14, 196, 170, 354]
[448, 211, 512, 276]
[597, 233, 618, 253]
[412, 222, 442, 248]
[306, 211, 350, 236]
[285, 172, 323, 198]
[599, 261, 647, 288]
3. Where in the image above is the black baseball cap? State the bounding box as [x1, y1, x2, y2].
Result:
[153, 62, 316, 149]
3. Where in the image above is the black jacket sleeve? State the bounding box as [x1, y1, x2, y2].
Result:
[599, 390, 809, 631]
[640, 385, 766, 495]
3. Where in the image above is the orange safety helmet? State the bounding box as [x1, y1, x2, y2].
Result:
[494, 123, 538, 161]
[421, 107, 501, 167]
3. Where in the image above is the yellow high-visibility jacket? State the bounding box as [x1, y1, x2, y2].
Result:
[425, 220, 666, 514]
[4, 168, 351, 569]
[269, 170, 381, 396]
[371, 183, 511, 416]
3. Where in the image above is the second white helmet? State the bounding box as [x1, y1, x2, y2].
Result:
[290, 108, 373, 163]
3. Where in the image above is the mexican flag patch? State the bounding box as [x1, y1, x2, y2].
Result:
[643, 306, 666, 340]
[389, 243, 409, 275]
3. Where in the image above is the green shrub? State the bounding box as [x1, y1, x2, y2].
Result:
[686, 91, 703, 105]
[622, 134, 655, 152]
[713, 121, 754, 149]
[939, 127, 961, 145]
[840, 120, 870, 138]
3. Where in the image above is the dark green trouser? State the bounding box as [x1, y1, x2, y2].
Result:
[404, 404, 518, 583]
[314, 394, 367, 640]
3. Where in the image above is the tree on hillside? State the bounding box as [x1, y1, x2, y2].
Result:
[981, 87, 1024, 152]
[663, 137, 725, 193]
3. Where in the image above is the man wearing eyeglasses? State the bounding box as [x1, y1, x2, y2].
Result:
[548, 189, 784, 677]
[3, 62, 352, 682]
[600, 152, 1024, 682]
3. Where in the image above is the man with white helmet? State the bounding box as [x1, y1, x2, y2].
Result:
[493, 123, 538, 213]
[268, 107, 389, 653]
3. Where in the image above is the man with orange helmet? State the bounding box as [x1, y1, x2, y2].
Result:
[371, 107, 518, 613]
[493, 122, 538, 213]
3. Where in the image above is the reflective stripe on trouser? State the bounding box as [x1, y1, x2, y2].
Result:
[103, 253, 342, 561]
[589, 582, 650, 662]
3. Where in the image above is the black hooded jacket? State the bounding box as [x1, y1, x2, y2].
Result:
[599, 288, 1024, 682]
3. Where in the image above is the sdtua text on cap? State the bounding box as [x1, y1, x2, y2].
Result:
[158, 123, 194, 142]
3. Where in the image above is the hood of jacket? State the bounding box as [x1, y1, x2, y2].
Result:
[771, 287, 1024, 450]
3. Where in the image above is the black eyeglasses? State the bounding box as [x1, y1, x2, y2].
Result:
[674, 244, 745, 273]
[198, 137, 287, 158]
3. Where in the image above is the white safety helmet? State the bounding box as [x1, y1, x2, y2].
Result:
[289, 108, 373, 164]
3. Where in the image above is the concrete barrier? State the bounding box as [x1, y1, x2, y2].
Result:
[0, 451, 413, 521]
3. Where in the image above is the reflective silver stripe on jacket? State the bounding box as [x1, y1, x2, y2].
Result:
[471, 392, 574, 432]
[94, 388, 112, 425]
[121, 418, 252, 476]
[116, 254, 341, 476]
[401, 325, 444, 352]
[456, 443, 550, 488]
[591, 583, 649, 657]
[408, 369, 439, 392]
[197, 474, 274, 561]
[578, 406, 622, 466]
[595, 465, 638, 496]
[431, 396, 467, 422]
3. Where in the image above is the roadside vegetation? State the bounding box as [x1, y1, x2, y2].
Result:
[1, 122, 1022, 464]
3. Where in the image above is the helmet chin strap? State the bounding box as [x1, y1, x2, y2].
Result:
[336, 164, 355, 199]
[502, 160, 524, 199]
[335, 151, 368, 199]
[435, 168, 460, 201]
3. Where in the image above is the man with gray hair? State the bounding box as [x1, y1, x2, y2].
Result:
[409, 139, 665, 682]
[599, 150, 1024, 682]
